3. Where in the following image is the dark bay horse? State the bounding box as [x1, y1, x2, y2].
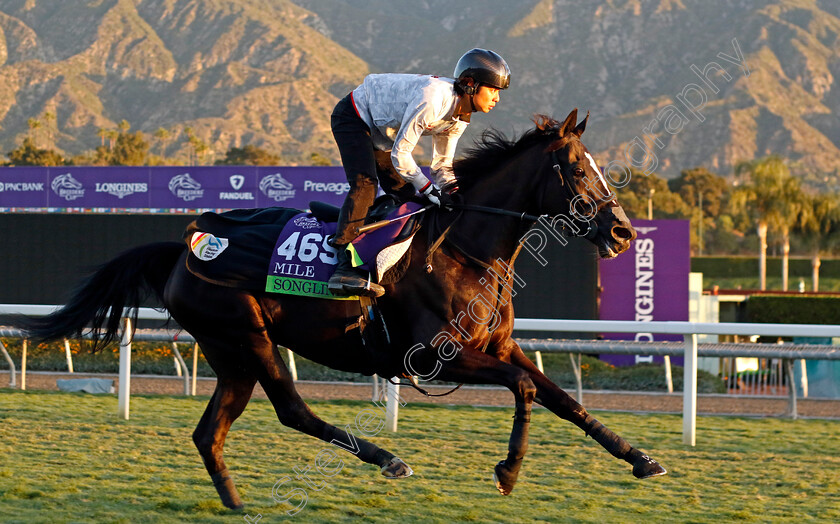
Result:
[17, 109, 665, 510]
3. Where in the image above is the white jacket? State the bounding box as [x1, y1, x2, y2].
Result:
[351, 74, 468, 189]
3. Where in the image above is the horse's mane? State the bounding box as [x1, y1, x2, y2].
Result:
[453, 114, 564, 191]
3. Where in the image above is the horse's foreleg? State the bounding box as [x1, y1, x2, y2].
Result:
[255, 344, 410, 479]
[193, 374, 257, 510]
[507, 345, 666, 478]
[432, 349, 537, 495]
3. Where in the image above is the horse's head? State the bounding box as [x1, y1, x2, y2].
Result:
[534, 109, 636, 258]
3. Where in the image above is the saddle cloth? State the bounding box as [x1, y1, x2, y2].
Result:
[183, 201, 422, 299]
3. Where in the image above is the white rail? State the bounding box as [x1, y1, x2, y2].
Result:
[513, 319, 840, 446]
[5, 306, 838, 443]
[0, 304, 185, 420]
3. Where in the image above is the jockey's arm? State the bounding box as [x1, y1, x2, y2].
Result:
[391, 102, 436, 192]
[429, 128, 464, 188]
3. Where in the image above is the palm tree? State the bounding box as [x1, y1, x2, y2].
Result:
[107, 130, 119, 150]
[153, 127, 171, 158]
[27, 118, 41, 147]
[42, 111, 56, 149]
[97, 127, 108, 147]
[731, 156, 800, 290]
[775, 176, 805, 291]
[796, 193, 840, 291]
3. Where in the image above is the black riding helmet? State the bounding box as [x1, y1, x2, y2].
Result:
[454, 48, 511, 94]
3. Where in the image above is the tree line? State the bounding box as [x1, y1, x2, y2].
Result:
[4, 117, 332, 168]
[615, 157, 840, 291]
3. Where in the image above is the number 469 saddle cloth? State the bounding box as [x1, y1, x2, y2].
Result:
[183, 198, 423, 299]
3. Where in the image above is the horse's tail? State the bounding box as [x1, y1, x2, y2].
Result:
[15, 242, 186, 351]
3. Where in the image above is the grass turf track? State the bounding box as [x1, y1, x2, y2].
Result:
[1, 389, 839, 523]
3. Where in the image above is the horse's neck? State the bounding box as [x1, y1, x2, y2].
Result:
[444, 155, 542, 265]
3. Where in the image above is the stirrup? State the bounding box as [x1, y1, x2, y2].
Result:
[328, 272, 385, 298]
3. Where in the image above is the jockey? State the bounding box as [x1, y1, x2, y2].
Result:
[328, 48, 511, 297]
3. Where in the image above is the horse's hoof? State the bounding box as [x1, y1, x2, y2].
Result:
[381, 457, 413, 479]
[492, 461, 514, 496]
[632, 453, 667, 479]
[211, 469, 244, 509]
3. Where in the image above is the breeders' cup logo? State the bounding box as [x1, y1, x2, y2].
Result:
[229, 174, 245, 190]
[168, 173, 204, 201]
[51, 173, 85, 201]
[293, 216, 320, 229]
[189, 232, 228, 261]
[259, 173, 295, 202]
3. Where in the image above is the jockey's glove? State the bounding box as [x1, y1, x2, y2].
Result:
[420, 182, 454, 209]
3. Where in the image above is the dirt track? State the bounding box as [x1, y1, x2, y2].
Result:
[6, 371, 840, 419]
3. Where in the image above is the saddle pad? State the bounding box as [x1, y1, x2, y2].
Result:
[264, 213, 355, 299]
[184, 207, 300, 290]
[184, 204, 422, 298]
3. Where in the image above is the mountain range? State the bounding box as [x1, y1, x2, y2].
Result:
[1, 0, 839, 182]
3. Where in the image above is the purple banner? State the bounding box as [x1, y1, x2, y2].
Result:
[49, 167, 150, 208]
[0, 167, 48, 208]
[0, 166, 384, 213]
[598, 219, 689, 366]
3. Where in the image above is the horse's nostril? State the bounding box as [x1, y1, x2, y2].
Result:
[612, 226, 634, 241]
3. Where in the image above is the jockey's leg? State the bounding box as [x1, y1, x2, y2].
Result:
[328, 94, 384, 297]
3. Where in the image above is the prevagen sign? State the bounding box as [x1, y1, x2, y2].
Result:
[598, 219, 689, 366]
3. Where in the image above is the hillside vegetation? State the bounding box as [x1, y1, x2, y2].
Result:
[1, 0, 839, 180]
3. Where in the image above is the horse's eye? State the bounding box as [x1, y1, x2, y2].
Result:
[574, 167, 585, 177]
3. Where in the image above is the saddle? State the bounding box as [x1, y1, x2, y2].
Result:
[182, 195, 423, 297]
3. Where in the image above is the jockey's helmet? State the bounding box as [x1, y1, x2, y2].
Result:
[454, 48, 511, 94]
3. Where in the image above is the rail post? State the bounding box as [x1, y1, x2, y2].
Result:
[118, 317, 132, 420]
[0, 338, 15, 388]
[683, 333, 698, 446]
[21, 339, 27, 390]
[799, 359, 808, 398]
[385, 378, 399, 432]
[569, 353, 583, 404]
[785, 359, 798, 419]
[286, 348, 297, 381]
[64, 339, 74, 373]
[191, 343, 199, 396]
[170, 342, 190, 395]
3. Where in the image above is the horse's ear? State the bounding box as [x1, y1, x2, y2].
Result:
[559, 109, 578, 136]
[573, 111, 589, 137]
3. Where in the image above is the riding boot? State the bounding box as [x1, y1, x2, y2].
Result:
[328, 243, 385, 298]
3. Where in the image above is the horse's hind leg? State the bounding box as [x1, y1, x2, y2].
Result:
[506, 342, 666, 479]
[251, 340, 411, 479]
[192, 372, 257, 510]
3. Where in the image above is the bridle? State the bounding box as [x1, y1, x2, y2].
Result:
[438, 145, 606, 241]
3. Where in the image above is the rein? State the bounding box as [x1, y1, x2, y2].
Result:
[390, 376, 464, 397]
